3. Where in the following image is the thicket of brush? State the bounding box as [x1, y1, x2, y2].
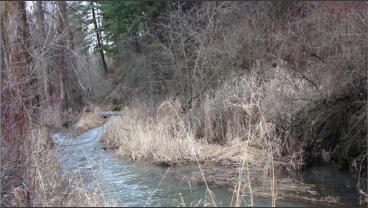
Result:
[103, 2, 367, 170]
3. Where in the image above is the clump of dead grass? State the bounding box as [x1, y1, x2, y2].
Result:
[39, 107, 81, 131]
[73, 113, 106, 137]
[39, 107, 64, 129]
[100, 100, 275, 167]
[8, 126, 111, 207]
[100, 105, 198, 163]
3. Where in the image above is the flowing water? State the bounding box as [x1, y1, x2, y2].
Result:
[52, 122, 360, 207]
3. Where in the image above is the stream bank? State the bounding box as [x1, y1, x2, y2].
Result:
[52, 122, 361, 207]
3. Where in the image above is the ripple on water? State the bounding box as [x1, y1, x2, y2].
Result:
[52, 126, 360, 207]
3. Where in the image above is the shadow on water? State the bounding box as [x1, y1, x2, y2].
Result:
[52, 124, 360, 207]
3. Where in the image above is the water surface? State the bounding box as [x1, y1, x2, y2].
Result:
[52, 125, 360, 207]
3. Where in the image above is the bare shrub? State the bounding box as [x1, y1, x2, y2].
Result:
[98, 1, 366, 170]
[203, 75, 263, 145]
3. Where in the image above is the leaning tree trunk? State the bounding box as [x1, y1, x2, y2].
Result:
[91, 2, 108, 74]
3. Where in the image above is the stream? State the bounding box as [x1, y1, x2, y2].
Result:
[52, 121, 360, 207]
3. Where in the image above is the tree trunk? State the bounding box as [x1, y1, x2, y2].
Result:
[1, 1, 30, 170]
[63, 2, 83, 111]
[57, 1, 69, 111]
[36, 1, 51, 110]
[96, 7, 104, 45]
[19, 1, 40, 112]
[1, 2, 30, 117]
[133, 31, 141, 53]
[18, 2, 30, 65]
[91, 2, 108, 74]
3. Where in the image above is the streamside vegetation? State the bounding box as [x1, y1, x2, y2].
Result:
[99, 1, 367, 172]
[1, 1, 367, 206]
[1, 1, 108, 206]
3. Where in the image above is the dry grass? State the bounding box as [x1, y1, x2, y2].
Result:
[100, 102, 240, 206]
[101, 105, 199, 163]
[39, 107, 82, 131]
[99, 99, 281, 177]
[101, 100, 352, 206]
[72, 103, 108, 137]
[73, 113, 106, 137]
[99, 98, 275, 165]
[100, 104, 272, 206]
[6, 126, 112, 207]
[104, 0, 366, 170]
[39, 107, 64, 129]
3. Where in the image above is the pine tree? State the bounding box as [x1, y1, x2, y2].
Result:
[100, 1, 164, 55]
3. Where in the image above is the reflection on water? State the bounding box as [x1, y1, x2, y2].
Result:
[291, 166, 360, 205]
[52, 125, 359, 207]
